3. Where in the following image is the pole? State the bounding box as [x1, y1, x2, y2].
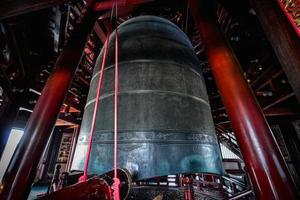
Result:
[188, 0, 297, 199]
[0, 1, 96, 199]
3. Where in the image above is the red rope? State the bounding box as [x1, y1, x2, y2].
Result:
[79, 31, 110, 182]
[79, 2, 120, 200]
[113, 27, 121, 200]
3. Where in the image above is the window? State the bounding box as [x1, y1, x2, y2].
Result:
[0, 128, 24, 181]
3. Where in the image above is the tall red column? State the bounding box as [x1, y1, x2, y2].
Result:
[188, 0, 297, 199]
[0, 1, 96, 199]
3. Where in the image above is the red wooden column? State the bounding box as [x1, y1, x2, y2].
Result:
[187, 0, 297, 199]
[0, 1, 96, 199]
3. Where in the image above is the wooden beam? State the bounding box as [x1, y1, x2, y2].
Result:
[262, 92, 295, 110]
[93, 21, 107, 44]
[249, 0, 300, 102]
[251, 67, 282, 90]
[263, 107, 299, 116]
[94, 0, 154, 12]
[0, 0, 69, 20]
[55, 118, 77, 126]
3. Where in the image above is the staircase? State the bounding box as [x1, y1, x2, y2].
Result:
[215, 125, 242, 159]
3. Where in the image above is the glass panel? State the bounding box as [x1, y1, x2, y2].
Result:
[0, 128, 24, 181]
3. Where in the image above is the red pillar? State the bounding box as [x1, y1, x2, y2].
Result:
[187, 0, 297, 199]
[0, 1, 96, 199]
[183, 177, 194, 200]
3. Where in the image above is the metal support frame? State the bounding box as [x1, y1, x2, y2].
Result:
[187, 0, 297, 199]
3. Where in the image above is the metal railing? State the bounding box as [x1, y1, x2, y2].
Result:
[135, 172, 254, 199]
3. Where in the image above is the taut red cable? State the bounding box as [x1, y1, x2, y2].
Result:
[113, 26, 121, 200]
[79, 31, 110, 182]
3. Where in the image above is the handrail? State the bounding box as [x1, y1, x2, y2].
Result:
[228, 189, 253, 200]
[222, 175, 246, 188]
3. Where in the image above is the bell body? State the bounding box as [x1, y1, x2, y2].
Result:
[72, 16, 223, 180]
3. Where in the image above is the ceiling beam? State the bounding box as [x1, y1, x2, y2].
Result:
[263, 107, 299, 117]
[251, 67, 281, 90]
[262, 92, 295, 110]
[93, 21, 107, 43]
[94, 0, 154, 12]
[0, 0, 69, 20]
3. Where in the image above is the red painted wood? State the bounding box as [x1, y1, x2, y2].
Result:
[276, 0, 300, 37]
[94, 22, 107, 44]
[39, 178, 112, 200]
[183, 177, 195, 200]
[0, 1, 97, 199]
[94, 0, 153, 12]
[188, 0, 297, 199]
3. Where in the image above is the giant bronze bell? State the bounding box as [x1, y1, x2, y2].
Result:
[72, 16, 223, 180]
